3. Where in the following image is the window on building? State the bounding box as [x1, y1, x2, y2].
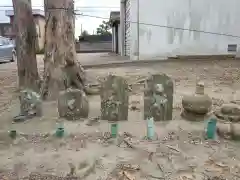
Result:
[228, 44, 237, 52]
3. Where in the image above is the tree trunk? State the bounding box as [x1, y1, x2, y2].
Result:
[12, 0, 40, 92]
[41, 0, 86, 100]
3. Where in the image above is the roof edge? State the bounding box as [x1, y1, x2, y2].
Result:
[5, 9, 45, 17]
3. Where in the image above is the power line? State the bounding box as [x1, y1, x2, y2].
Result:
[0, 5, 42, 8]
[0, 5, 119, 9]
[76, 6, 120, 9]
[75, 13, 240, 39]
[0, 6, 239, 39]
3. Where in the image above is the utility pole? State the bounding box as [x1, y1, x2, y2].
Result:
[12, 0, 39, 92]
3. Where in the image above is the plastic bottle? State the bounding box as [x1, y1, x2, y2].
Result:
[111, 123, 118, 138]
[56, 121, 64, 138]
[206, 118, 217, 139]
[147, 117, 155, 140]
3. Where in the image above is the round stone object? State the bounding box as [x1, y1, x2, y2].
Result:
[217, 121, 240, 140]
[221, 103, 240, 115]
[182, 93, 212, 114]
[214, 103, 240, 122]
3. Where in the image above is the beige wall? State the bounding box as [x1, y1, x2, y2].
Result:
[35, 15, 45, 51]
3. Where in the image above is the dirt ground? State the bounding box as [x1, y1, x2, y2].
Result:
[1, 55, 240, 179]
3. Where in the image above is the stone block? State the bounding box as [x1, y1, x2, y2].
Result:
[100, 75, 129, 121]
[144, 74, 173, 121]
[58, 88, 89, 120]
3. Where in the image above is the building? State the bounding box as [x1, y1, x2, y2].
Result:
[5, 9, 45, 51]
[76, 34, 112, 53]
[120, 0, 240, 60]
[0, 23, 14, 38]
[109, 11, 121, 54]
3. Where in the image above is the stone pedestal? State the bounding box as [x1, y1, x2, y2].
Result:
[181, 81, 212, 121]
[215, 103, 240, 122]
[58, 88, 89, 120]
[144, 74, 173, 121]
[215, 103, 240, 140]
[100, 75, 129, 121]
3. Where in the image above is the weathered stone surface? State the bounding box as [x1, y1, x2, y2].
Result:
[58, 88, 89, 120]
[221, 103, 240, 115]
[100, 75, 129, 121]
[181, 110, 212, 122]
[144, 74, 173, 121]
[215, 103, 240, 140]
[181, 81, 212, 121]
[217, 121, 240, 140]
[216, 121, 232, 140]
[19, 89, 42, 117]
[214, 103, 240, 122]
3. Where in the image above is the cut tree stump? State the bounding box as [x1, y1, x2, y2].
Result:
[41, 0, 86, 100]
[144, 74, 173, 121]
[12, 0, 40, 92]
[100, 75, 129, 121]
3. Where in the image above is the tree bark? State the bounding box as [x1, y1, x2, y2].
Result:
[41, 0, 86, 100]
[12, 0, 40, 92]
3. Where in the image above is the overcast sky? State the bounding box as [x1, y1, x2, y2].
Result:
[0, 0, 120, 37]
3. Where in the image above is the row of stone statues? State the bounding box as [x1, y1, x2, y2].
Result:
[58, 73, 174, 122]
[14, 74, 174, 122]
[14, 73, 240, 141]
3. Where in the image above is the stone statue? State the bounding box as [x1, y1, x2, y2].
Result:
[100, 75, 129, 121]
[58, 88, 89, 120]
[105, 93, 119, 122]
[144, 74, 173, 121]
[150, 84, 168, 121]
[13, 89, 43, 122]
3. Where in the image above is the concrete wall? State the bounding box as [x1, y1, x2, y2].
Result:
[35, 15, 45, 51]
[129, 0, 138, 60]
[111, 24, 121, 54]
[130, 0, 240, 59]
[112, 27, 115, 51]
[75, 41, 112, 53]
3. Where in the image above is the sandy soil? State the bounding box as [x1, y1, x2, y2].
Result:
[0, 56, 240, 179]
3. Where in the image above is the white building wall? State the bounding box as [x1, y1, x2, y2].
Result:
[128, 0, 138, 60]
[132, 0, 240, 59]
